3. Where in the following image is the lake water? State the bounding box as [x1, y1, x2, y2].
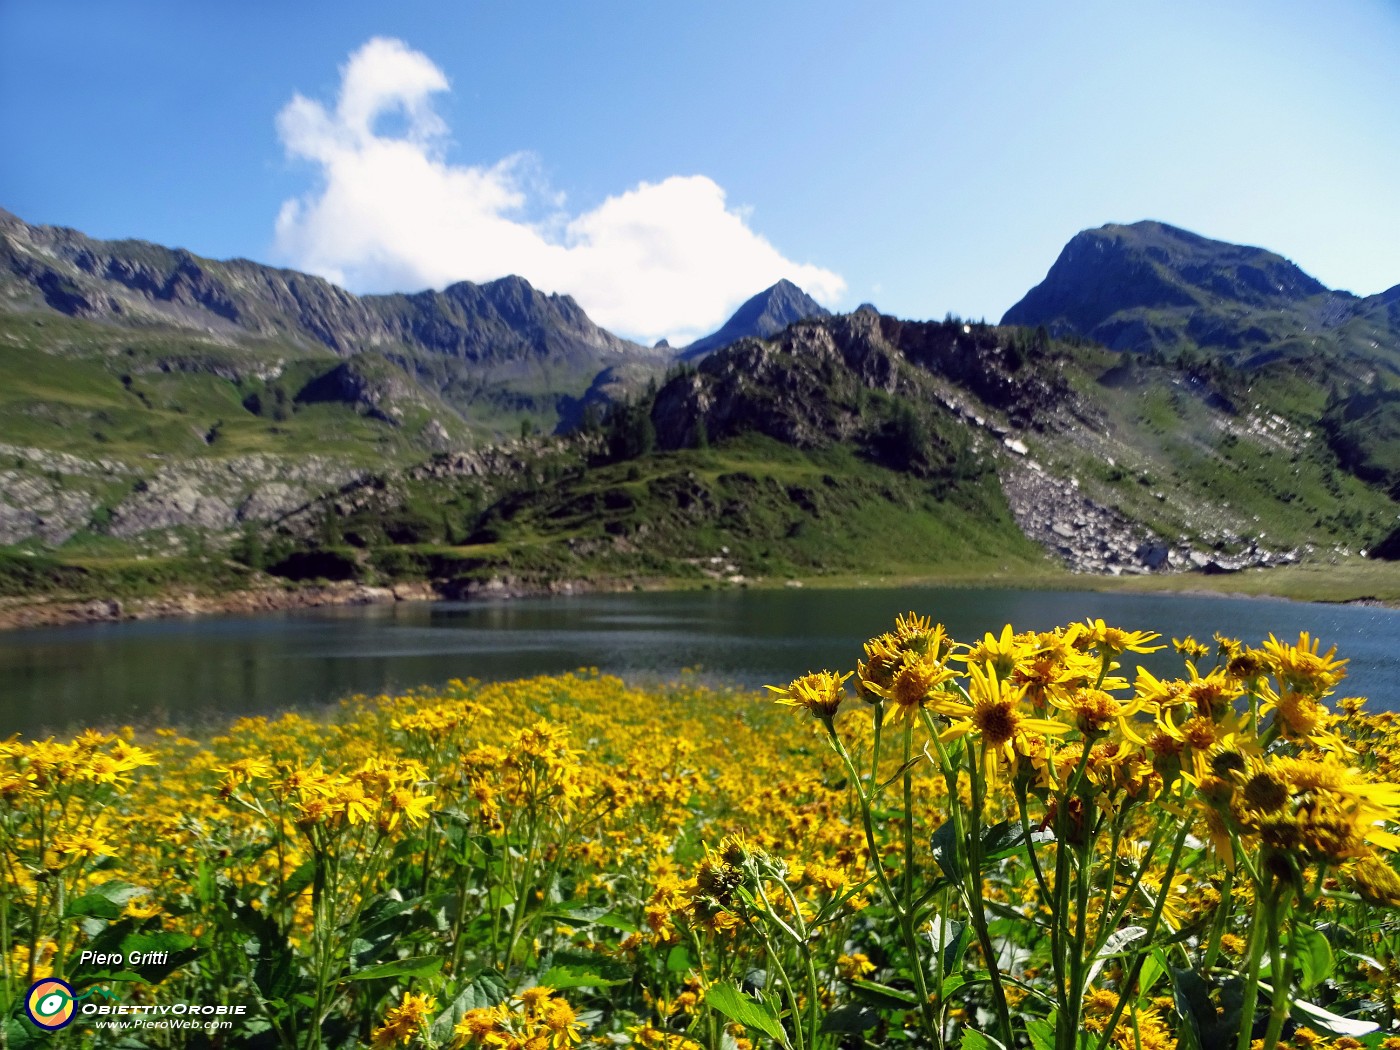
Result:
[3, 586, 1400, 735]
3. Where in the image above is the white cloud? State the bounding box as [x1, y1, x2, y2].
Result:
[273, 37, 845, 344]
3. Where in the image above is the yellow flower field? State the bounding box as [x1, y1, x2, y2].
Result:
[3, 615, 1400, 1050]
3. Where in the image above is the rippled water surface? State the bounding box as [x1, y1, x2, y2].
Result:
[4, 586, 1399, 734]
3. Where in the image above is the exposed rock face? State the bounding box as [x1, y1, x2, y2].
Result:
[654, 310, 1073, 452]
[0, 441, 363, 545]
[680, 279, 831, 360]
[999, 461, 1161, 574]
[0, 473, 101, 545]
[106, 455, 362, 538]
[999, 461, 1296, 575]
[294, 358, 428, 425]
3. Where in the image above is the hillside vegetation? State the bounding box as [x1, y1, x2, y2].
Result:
[3, 212, 1400, 606]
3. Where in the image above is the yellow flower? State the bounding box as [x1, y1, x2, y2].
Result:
[1173, 636, 1211, 663]
[1051, 687, 1148, 741]
[766, 670, 851, 721]
[837, 952, 876, 979]
[1076, 618, 1164, 657]
[931, 665, 1070, 783]
[863, 650, 956, 723]
[379, 786, 435, 833]
[1262, 631, 1347, 697]
[542, 996, 583, 1046]
[961, 623, 1034, 678]
[370, 992, 436, 1048]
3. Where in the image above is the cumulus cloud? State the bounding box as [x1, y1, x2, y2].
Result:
[273, 37, 845, 344]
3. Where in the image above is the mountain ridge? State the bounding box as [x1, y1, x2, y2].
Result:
[0, 207, 663, 431]
[5, 209, 1400, 600]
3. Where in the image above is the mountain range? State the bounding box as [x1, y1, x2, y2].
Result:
[3, 208, 1400, 602]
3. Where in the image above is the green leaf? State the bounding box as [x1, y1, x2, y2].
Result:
[430, 971, 509, 1045]
[1169, 968, 1208, 1050]
[1137, 949, 1167, 1002]
[343, 955, 444, 982]
[931, 819, 964, 881]
[934, 918, 969, 976]
[962, 1030, 999, 1050]
[979, 819, 1053, 863]
[1027, 1017, 1056, 1050]
[65, 882, 149, 920]
[539, 964, 630, 990]
[1084, 926, 1147, 992]
[1251, 981, 1380, 1037]
[941, 974, 966, 998]
[666, 944, 694, 974]
[983, 900, 1051, 930]
[1289, 998, 1377, 1038]
[3, 1015, 44, 1050]
[546, 902, 640, 933]
[850, 979, 920, 1009]
[276, 860, 316, 902]
[820, 1003, 881, 1033]
[705, 980, 787, 1042]
[1289, 927, 1334, 991]
[537, 949, 632, 989]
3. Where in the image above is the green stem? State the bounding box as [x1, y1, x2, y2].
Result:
[1233, 878, 1277, 1050]
[825, 721, 938, 1041]
[965, 739, 1014, 1043]
[1260, 890, 1296, 1050]
[1201, 867, 1235, 973]
[1090, 817, 1192, 1050]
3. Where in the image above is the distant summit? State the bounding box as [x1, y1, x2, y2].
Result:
[679, 279, 830, 360]
[999, 220, 1375, 356]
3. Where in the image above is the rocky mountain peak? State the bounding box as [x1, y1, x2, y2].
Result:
[1002, 220, 1347, 353]
[679, 279, 832, 361]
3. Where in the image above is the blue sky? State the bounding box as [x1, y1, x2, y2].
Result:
[2, 1, 1397, 344]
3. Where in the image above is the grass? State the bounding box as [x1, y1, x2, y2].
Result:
[1050, 348, 1398, 553]
[0, 315, 466, 463]
[1092, 556, 1400, 604]
[333, 436, 1052, 591]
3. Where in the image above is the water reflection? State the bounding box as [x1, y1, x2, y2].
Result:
[3, 586, 1398, 734]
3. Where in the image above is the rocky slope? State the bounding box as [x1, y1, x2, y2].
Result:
[4, 210, 1400, 588]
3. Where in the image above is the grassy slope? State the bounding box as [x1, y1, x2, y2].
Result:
[338, 436, 1052, 589]
[0, 314, 470, 463]
[1040, 345, 1398, 554]
[4, 311, 1400, 608]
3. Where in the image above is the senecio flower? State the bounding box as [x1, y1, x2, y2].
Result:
[863, 650, 957, 723]
[1202, 752, 1400, 867]
[1075, 618, 1164, 658]
[1263, 631, 1346, 697]
[767, 670, 852, 721]
[371, 991, 436, 1048]
[930, 665, 1069, 782]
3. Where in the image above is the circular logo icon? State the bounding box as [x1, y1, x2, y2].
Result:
[25, 979, 77, 1030]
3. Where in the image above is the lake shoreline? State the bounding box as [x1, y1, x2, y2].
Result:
[1, 560, 1396, 633]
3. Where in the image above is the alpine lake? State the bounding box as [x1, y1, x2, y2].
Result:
[4, 585, 1399, 736]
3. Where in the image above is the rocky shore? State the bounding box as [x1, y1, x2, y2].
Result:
[0, 580, 441, 631]
[0, 573, 637, 632]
